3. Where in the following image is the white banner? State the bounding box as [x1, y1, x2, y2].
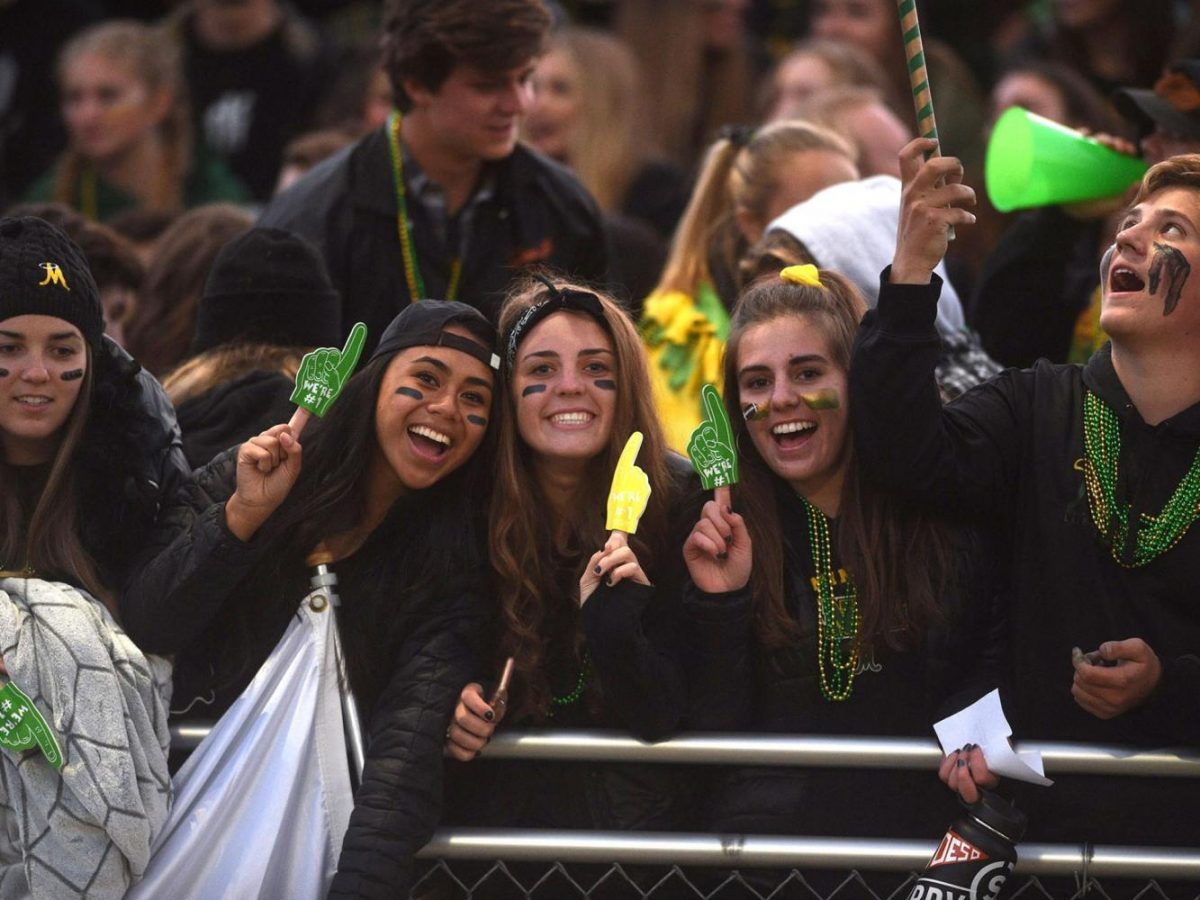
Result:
[130, 592, 355, 900]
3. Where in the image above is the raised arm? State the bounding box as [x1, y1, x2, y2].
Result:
[850, 138, 1029, 517]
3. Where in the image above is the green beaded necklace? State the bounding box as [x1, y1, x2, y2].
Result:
[548, 649, 590, 713]
[801, 497, 861, 702]
[1080, 391, 1200, 567]
[386, 111, 462, 302]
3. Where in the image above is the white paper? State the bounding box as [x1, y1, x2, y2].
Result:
[934, 689, 1053, 787]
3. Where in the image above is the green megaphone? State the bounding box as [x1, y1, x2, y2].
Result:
[986, 106, 1149, 212]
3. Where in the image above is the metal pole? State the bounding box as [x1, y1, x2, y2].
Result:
[416, 828, 1200, 878]
[308, 560, 366, 784]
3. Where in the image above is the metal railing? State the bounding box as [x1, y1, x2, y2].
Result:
[170, 724, 1200, 890]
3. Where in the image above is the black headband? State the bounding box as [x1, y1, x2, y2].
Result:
[503, 275, 610, 374]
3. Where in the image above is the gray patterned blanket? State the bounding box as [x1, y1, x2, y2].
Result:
[0, 578, 172, 899]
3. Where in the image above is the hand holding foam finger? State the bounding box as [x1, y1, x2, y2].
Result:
[683, 499, 752, 594]
[227, 423, 304, 541]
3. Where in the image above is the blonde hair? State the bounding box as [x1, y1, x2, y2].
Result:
[54, 20, 191, 214]
[655, 120, 855, 297]
[163, 344, 305, 406]
[546, 28, 644, 212]
[614, 0, 753, 170]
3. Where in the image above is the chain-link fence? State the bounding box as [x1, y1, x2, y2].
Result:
[410, 858, 1197, 899]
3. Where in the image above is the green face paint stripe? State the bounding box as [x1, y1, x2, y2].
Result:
[61, 369, 84, 381]
[594, 379, 616, 390]
[521, 384, 546, 397]
[0, 369, 9, 377]
[800, 389, 840, 410]
[396, 386, 424, 400]
[466, 414, 487, 426]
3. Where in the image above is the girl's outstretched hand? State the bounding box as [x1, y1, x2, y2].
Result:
[683, 499, 751, 594]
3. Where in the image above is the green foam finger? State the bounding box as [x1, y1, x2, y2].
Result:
[687, 383, 739, 490]
[334, 322, 368, 383]
[0, 682, 62, 769]
[290, 322, 370, 418]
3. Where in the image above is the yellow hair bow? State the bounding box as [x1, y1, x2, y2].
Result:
[780, 264, 824, 289]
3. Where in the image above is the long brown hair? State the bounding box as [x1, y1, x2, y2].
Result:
[0, 347, 114, 612]
[54, 20, 193, 216]
[724, 270, 956, 651]
[490, 274, 671, 720]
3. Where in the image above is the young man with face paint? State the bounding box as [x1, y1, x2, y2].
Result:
[257, 0, 607, 355]
[850, 141, 1200, 848]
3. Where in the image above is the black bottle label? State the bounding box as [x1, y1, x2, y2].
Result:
[906, 829, 1014, 900]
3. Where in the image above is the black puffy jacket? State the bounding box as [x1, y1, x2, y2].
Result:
[78, 337, 188, 593]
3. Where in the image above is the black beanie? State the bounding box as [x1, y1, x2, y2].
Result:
[0, 216, 104, 350]
[191, 227, 341, 354]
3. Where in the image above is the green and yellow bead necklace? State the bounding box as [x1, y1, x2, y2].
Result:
[386, 110, 462, 302]
[802, 497, 861, 702]
[1080, 390, 1200, 567]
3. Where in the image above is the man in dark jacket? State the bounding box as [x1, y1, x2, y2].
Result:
[257, 0, 608, 355]
[850, 139, 1200, 847]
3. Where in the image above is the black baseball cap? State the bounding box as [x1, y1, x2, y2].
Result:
[1113, 60, 1200, 141]
[368, 300, 499, 371]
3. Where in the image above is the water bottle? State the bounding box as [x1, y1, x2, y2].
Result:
[906, 791, 1027, 900]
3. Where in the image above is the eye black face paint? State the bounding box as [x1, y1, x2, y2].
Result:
[61, 369, 85, 381]
[467, 414, 487, 427]
[396, 386, 424, 400]
[594, 379, 616, 391]
[1149, 242, 1191, 316]
[521, 384, 546, 397]
[0, 369, 9, 378]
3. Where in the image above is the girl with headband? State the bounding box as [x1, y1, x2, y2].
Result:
[122, 300, 501, 896]
[680, 265, 1002, 894]
[442, 273, 697, 838]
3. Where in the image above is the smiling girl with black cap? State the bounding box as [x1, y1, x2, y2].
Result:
[122, 299, 501, 896]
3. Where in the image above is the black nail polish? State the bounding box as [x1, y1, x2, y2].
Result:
[724, 533, 733, 544]
[484, 709, 495, 722]
[593, 565, 601, 574]
[956, 758, 966, 768]
[606, 577, 614, 586]
[963, 743, 975, 752]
